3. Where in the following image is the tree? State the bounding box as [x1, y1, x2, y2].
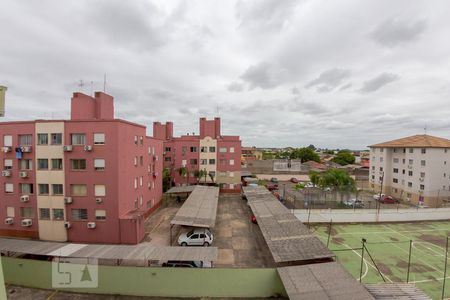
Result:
[333, 150, 355, 166]
[262, 151, 274, 160]
[309, 170, 320, 187]
[307, 144, 316, 150]
[178, 166, 189, 185]
[162, 168, 171, 191]
[317, 169, 356, 201]
[290, 147, 320, 163]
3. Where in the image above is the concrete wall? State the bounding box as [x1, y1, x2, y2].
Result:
[2, 257, 286, 298]
[294, 207, 450, 223]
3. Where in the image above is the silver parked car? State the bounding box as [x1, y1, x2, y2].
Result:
[178, 228, 214, 247]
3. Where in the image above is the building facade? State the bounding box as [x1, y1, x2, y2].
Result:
[0, 92, 163, 244]
[369, 134, 450, 206]
[153, 117, 241, 191]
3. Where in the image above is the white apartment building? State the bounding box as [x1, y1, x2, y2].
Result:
[369, 134, 450, 206]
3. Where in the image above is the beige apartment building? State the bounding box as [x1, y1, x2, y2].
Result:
[369, 134, 450, 206]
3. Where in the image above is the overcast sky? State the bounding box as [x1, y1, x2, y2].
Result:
[1, 0, 450, 149]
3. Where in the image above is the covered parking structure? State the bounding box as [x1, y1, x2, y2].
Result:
[242, 185, 333, 264]
[0, 237, 218, 265]
[170, 186, 219, 244]
[277, 263, 375, 300]
[165, 185, 197, 202]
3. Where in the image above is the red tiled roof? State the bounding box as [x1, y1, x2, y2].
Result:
[369, 134, 450, 148]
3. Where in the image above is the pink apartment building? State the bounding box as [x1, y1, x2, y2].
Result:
[0, 92, 163, 244]
[153, 117, 242, 192]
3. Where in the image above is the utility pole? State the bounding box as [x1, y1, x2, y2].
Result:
[377, 171, 384, 220]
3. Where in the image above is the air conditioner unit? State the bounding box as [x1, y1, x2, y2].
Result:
[64, 197, 73, 204]
[64, 222, 71, 229]
[87, 222, 96, 229]
[20, 195, 30, 202]
[20, 146, 32, 153]
[2, 146, 12, 153]
[2, 170, 11, 177]
[419, 177, 424, 182]
[95, 198, 103, 204]
[153, 172, 158, 177]
[153, 156, 157, 161]
[63, 145, 73, 152]
[5, 217, 14, 225]
[21, 219, 32, 227]
[19, 171, 28, 178]
[84, 145, 92, 152]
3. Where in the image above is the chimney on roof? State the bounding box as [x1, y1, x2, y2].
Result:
[70, 91, 114, 120]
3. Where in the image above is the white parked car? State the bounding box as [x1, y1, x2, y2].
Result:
[178, 228, 214, 247]
[305, 182, 314, 188]
[373, 193, 385, 200]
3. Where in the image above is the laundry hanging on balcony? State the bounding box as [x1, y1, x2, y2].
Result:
[15, 147, 23, 159]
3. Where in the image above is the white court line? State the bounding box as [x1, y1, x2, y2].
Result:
[380, 225, 443, 274]
[317, 234, 392, 283]
[412, 241, 445, 257]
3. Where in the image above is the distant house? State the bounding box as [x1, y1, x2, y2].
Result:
[302, 160, 327, 171]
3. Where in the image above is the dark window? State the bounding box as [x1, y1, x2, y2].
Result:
[72, 209, 88, 220]
[37, 134, 48, 145]
[37, 159, 48, 170]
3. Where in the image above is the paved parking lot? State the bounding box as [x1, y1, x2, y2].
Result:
[142, 193, 274, 268]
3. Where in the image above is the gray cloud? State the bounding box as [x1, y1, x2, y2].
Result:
[305, 68, 351, 93]
[360, 73, 400, 93]
[1, 1, 450, 149]
[227, 82, 245, 92]
[370, 18, 427, 47]
[240, 62, 289, 89]
[235, 0, 299, 32]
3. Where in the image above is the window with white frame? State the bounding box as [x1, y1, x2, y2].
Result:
[20, 183, 33, 194]
[38, 184, 49, 195]
[37, 133, 48, 145]
[134, 178, 138, 189]
[140, 176, 143, 186]
[20, 159, 32, 170]
[230, 147, 235, 153]
[6, 207, 14, 217]
[94, 133, 105, 145]
[51, 133, 62, 145]
[95, 210, 106, 220]
[71, 134, 86, 145]
[229, 172, 234, 177]
[71, 184, 87, 196]
[3, 135, 12, 147]
[140, 195, 143, 206]
[219, 147, 227, 153]
[230, 159, 235, 165]
[72, 208, 88, 220]
[5, 183, 13, 193]
[94, 159, 105, 171]
[53, 209, 64, 220]
[20, 207, 34, 218]
[4, 159, 12, 170]
[39, 208, 50, 220]
[19, 134, 32, 146]
[94, 185, 106, 196]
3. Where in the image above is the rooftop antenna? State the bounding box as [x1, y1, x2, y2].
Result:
[103, 73, 107, 93]
[424, 123, 427, 135]
[216, 104, 220, 117]
[78, 80, 84, 92]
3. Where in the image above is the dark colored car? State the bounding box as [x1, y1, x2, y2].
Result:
[378, 195, 397, 204]
[266, 182, 278, 191]
[250, 214, 257, 224]
[290, 177, 299, 183]
[162, 260, 207, 268]
[270, 177, 278, 183]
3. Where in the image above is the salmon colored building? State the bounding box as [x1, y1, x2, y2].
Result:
[153, 117, 242, 192]
[0, 92, 163, 244]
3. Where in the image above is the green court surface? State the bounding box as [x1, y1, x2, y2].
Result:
[312, 221, 450, 300]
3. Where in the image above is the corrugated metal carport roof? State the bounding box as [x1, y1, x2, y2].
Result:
[0, 238, 218, 261]
[365, 283, 431, 300]
[165, 185, 196, 194]
[170, 185, 219, 228]
[278, 263, 374, 300]
[243, 185, 333, 263]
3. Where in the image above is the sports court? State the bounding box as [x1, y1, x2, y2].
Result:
[313, 221, 450, 299]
